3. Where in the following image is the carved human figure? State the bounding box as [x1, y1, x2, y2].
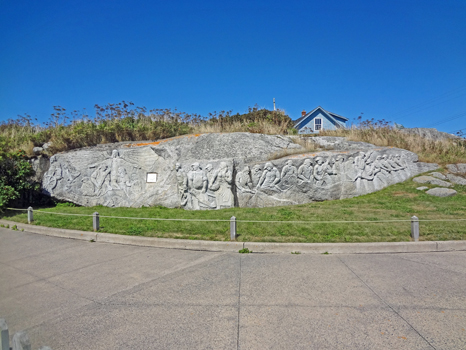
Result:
[297, 159, 313, 183]
[128, 173, 143, 195]
[380, 155, 393, 175]
[44, 156, 63, 191]
[203, 163, 217, 207]
[335, 155, 346, 183]
[110, 150, 120, 189]
[257, 162, 281, 191]
[236, 166, 255, 194]
[187, 162, 211, 210]
[353, 152, 371, 190]
[372, 155, 388, 189]
[175, 163, 188, 207]
[80, 177, 95, 196]
[90, 165, 111, 195]
[210, 162, 234, 209]
[116, 167, 131, 195]
[280, 160, 298, 189]
[63, 161, 80, 190]
[251, 164, 262, 187]
[325, 157, 338, 185]
[313, 157, 330, 186]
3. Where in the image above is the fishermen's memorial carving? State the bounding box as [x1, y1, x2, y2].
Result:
[41, 133, 438, 209]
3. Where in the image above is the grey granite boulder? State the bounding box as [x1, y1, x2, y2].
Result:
[41, 132, 438, 209]
[425, 188, 457, 197]
[42, 142, 53, 151]
[446, 163, 466, 174]
[413, 176, 452, 187]
[429, 172, 447, 180]
[29, 155, 50, 183]
[416, 186, 428, 191]
[446, 173, 466, 185]
[400, 128, 459, 141]
[32, 147, 43, 155]
[298, 136, 377, 150]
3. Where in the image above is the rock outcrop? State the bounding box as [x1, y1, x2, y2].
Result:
[41, 133, 438, 209]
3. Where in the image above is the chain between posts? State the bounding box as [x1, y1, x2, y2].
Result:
[9, 208, 466, 242]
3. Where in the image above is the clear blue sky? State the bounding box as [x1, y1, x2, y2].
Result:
[1, 0, 465, 134]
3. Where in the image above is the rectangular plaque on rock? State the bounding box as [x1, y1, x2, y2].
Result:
[146, 173, 158, 183]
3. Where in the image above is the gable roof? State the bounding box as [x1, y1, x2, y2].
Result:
[294, 106, 348, 129]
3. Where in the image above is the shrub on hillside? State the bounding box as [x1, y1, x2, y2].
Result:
[0, 145, 37, 210]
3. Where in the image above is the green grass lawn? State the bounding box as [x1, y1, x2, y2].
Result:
[2, 175, 466, 243]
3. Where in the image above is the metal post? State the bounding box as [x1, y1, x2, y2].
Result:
[93, 212, 99, 232]
[411, 216, 419, 242]
[230, 216, 237, 241]
[27, 207, 33, 224]
[0, 319, 9, 350]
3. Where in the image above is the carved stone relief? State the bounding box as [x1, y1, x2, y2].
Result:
[175, 161, 235, 210]
[42, 133, 438, 209]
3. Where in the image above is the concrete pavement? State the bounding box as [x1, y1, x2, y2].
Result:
[1, 227, 465, 349]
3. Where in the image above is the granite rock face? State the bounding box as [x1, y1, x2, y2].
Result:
[400, 128, 459, 141]
[41, 133, 438, 209]
[425, 188, 457, 197]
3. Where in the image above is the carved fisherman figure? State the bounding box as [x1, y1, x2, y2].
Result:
[257, 162, 281, 191]
[175, 163, 188, 207]
[297, 159, 313, 183]
[211, 162, 234, 209]
[280, 160, 298, 190]
[236, 166, 255, 194]
[187, 162, 211, 210]
[44, 155, 63, 191]
[251, 164, 262, 187]
[313, 157, 329, 186]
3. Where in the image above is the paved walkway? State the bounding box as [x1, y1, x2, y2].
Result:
[1, 228, 465, 349]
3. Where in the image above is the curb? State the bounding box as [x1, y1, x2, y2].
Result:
[1, 219, 466, 254]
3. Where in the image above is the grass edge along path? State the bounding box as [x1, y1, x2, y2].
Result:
[2, 174, 466, 243]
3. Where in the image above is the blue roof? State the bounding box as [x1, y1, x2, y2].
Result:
[294, 106, 348, 129]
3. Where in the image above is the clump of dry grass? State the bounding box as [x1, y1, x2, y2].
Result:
[194, 118, 291, 135]
[319, 126, 466, 164]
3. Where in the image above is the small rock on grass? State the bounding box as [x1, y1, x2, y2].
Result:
[446, 163, 466, 174]
[446, 173, 466, 185]
[416, 186, 429, 191]
[413, 176, 452, 187]
[429, 172, 447, 180]
[425, 188, 457, 197]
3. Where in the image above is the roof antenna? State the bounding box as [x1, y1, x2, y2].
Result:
[273, 98, 276, 111]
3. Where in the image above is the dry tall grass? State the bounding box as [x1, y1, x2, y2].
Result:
[318, 127, 466, 164]
[194, 118, 291, 135]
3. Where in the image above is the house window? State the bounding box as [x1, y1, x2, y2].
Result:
[315, 118, 322, 131]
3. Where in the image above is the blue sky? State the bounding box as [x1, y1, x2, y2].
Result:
[1, 0, 465, 134]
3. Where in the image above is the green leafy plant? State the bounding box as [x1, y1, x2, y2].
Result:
[11, 224, 18, 231]
[239, 248, 251, 254]
[291, 251, 301, 254]
[0, 148, 36, 210]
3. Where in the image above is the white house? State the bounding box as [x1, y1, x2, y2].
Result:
[294, 106, 348, 134]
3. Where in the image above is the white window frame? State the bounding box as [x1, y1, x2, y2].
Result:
[314, 118, 322, 131]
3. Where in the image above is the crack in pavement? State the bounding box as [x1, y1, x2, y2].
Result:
[337, 256, 437, 350]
